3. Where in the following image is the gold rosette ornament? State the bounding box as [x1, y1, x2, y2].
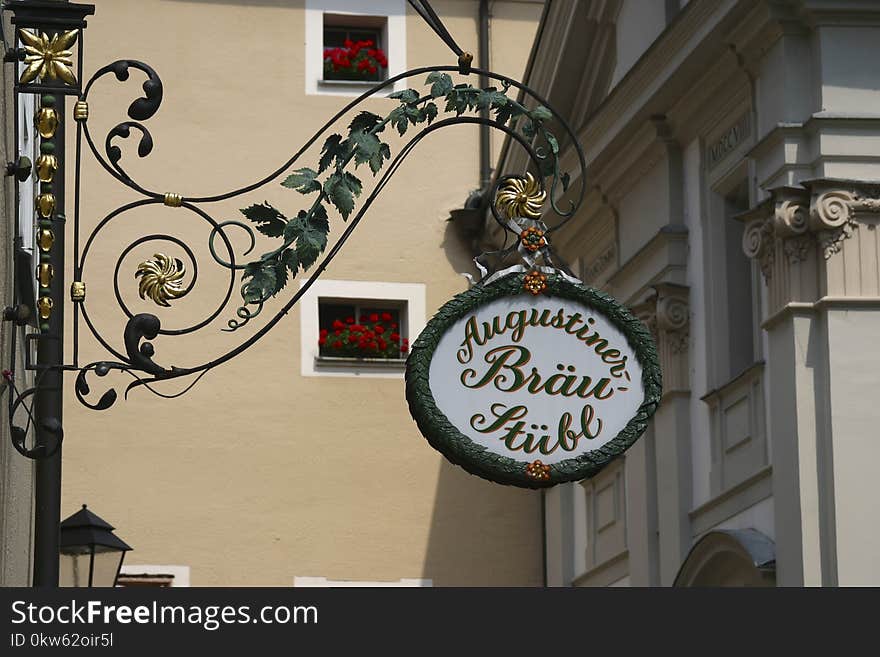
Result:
[494, 173, 546, 220]
[18, 29, 78, 85]
[523, 270, 548, 295]
[525, 460, 551, 481]
[135, 254, 188, 307]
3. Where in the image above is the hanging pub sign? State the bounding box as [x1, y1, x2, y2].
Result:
[406, 269, 661, 488]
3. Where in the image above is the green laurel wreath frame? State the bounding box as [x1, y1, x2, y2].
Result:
[405, 271, 663, 489]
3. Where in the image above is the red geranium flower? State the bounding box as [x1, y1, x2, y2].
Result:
[374, 325, 385, 334]
[323, 42, 388, 80]
[369, 313, 379, 322]
[381, 312, 392, 321]
[332, 340, 342, 349]
[390, 332, 400, 341]
[332, 319, 345, 330]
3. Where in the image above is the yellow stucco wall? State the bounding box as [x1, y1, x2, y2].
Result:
[60, 0, 544, 586]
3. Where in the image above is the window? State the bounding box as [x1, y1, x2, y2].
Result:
[322, 15, 388, 83]
[722, 180, 754, 379]
[17, 76, 37, 255]
[305, 1, 406, 96]
[705, 174, 760, 387]
[299, 279, 426, 378]
[318, 300, 407, 359]
[702, 174, 768, 495]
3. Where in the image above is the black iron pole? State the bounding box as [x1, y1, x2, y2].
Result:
[478, 0, 490, 189]
[6, 0, 95, 588]
[32, 90, 65, 587]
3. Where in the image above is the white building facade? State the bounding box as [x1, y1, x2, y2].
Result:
[487, 0, 880, 586]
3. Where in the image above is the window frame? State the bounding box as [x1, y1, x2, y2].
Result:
[299, 279, 426, 378]
[305, 0, 407, 97]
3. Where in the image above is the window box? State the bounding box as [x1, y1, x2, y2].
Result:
[315, 356, 407, 369]
[299, 279, 426, 378]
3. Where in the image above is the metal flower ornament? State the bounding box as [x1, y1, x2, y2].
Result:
[135, 254, 188, 307]
[495, 172, 546, 220]
[18, 28, 78, 84]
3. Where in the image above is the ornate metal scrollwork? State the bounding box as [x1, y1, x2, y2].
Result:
[39, 51, 587, 414]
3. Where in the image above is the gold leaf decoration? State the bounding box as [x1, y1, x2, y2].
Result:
[135, 253, 188, 307]
[36, 107, 59, 138]
[19, 28, 78, 86]
[494, 172, 546, 220]
[36, 154, 59, 182]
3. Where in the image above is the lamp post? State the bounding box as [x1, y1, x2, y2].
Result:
[4, 0, 95, 587]
[59, 504, 131, 587]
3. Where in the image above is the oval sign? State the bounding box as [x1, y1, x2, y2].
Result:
[406, 272, 661, 488]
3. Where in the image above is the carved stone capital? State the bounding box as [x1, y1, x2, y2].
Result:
[634, 283, 689, 395]
[774, 197, 810, 237]
[742, 217, 775, 280]
[656, 289, 688, 333]
[810, 189, 855, 231]
[741, 180, 880, 313]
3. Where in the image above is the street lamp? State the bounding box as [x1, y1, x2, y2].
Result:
[59, 505, 131, 587]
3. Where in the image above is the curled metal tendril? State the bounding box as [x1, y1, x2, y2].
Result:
[82, 60, 164, 198]
[6, 382, 63, 460]
[75, 359, 212, 411]
[208, 221, 256, 271]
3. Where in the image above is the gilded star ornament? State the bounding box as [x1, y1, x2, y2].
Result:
[494, 172, 547, 220]
[18, 29, 78, 85]
[135, 254, 188, 307]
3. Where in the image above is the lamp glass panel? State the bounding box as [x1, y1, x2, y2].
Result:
[92, 546, 126, 587]
[59, 551, 91, 587]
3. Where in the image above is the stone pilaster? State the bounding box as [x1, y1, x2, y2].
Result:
[741, 179, 880, 586]
[632, 283, 691, 585]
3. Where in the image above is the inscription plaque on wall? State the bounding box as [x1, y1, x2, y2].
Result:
[707, 113, 751, 170]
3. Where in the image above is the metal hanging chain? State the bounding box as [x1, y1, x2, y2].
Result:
[406, 0, 473, 72]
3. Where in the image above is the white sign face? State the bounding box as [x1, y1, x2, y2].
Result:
[428, 296, 645, 465]
[406, 273, 660, 488]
